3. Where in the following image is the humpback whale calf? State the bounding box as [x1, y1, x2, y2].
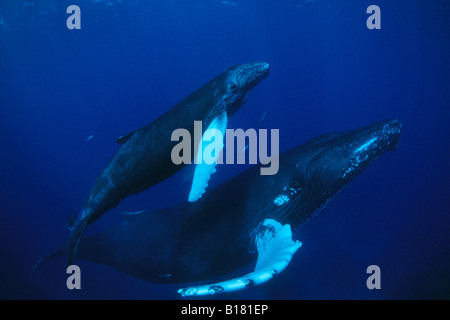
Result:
[66, 62, 270, 266]
[38, 119, 401, 296]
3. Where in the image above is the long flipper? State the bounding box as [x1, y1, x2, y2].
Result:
[177, 219, 302, 297]
[188, 110, 228, 202]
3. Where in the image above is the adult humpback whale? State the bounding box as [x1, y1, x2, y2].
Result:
[66, 62, 270, 266]
[38, 119, 401, 296]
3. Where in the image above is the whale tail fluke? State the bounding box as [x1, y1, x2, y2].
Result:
[66, 217, 88, 266]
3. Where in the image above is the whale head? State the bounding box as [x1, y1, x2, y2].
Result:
[302, 119, 401, 181]
[216, 61, 270, 116]
[275, 119, 402, 227]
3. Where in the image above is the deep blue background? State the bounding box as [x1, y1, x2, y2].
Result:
[0, 0, 449, 299]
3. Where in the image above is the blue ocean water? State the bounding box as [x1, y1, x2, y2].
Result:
[0, 0, 449, 300]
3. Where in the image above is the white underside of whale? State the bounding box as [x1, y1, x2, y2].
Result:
[188, 110, 228, 202]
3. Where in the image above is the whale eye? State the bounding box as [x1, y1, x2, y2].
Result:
[228, 83, 237, 91]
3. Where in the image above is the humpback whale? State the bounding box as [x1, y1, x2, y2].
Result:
[38, 119, 401, 296]
[66, 62, 270, 266]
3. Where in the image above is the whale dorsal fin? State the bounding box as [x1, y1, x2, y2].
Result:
[177, 219, 302, 297]
[188, 110, 228, 202]
[117, 131, 136, 145]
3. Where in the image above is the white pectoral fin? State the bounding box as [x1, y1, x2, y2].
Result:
[177, 219, 302, 297]
[188, 110, 228, 202]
